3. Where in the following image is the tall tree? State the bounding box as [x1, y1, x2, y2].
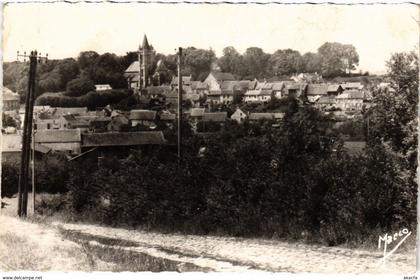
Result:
[77, 51, 100, 70]
[66, 77, 96, 97]
[268, 49, 302, 76]
[341, 44, 359, 74]
[242, 47, 270, 79]
[183, 47, 216, 81]
[369, 51, 418, 170]
[317, 42, 359, 77]
[217, 47, 244, 77]
[301, 52, 322, 73]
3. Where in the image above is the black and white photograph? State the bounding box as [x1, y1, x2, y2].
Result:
[0, 1, 418, 278]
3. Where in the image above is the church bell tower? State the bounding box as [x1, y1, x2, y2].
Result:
[138, 34, 153, 91]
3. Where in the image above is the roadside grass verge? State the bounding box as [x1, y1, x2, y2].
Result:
[0, 231, 95, 271]
[0, 216, 206, 272]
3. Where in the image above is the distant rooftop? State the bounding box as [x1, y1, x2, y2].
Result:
[82, 131, 166, 147]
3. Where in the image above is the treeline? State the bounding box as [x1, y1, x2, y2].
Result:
[218, 42, 360, 79]
[3, 42, 361, 106]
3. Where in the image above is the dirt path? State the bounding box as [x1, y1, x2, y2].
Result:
[52, 220, 415, 274]
[0, 197, 416, 273]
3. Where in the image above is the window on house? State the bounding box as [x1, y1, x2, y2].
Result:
[47, 124, 50, 129]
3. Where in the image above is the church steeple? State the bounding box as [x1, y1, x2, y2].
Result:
[137, 34, 154, 92]
[142, 34, 150, 50]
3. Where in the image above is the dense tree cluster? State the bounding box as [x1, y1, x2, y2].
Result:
[36, 89, 133, 110]
[217, 42, 360, 79]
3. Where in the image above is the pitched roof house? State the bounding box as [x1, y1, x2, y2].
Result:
[146, 85, 172, 96]
[34, 129, 82, 154]
[190, 108, 206, 118]
[202, 112, 227, 122]
[61, 114, 90, 131]
[129, 109, 157, 128]
[249, 113, 274, 121]
[230, 108, 247, 123]
[327, 84, 344, 95]
[52, 107, 88, 117]
[315, 96, 337, 110]
[89, 116, 112, 132]
[3, 87, 20, 111]
[209, 71, 235, 81]
[82, 131, 166, 148]
[129, 110, 157, 121]
[171, 75, 193, 87]
[204, 71, 235, 91]
[158, 111, 176, 122]
[191, 81, 208, 90]
[306, 84, 329, 96]
[336, 90, 365, 111]
[255, 81, 273, 90]
[284, 82, 306, 98]
[244, 89, 272, 103]
[107, 114, 130, 132]
[2, 134, 22, 164]
[341, 82, 364, 91]
[237, 80, 257, 91]
[95, 84, 112, 91]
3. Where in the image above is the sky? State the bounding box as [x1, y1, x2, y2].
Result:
[2, 3, 419, 74]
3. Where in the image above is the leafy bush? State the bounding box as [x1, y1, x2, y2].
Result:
[36, 89, 133, 110]
[1, 162, 19, 198]
[35, 154, 70, 194]
[66, 78, 95, 97]
[35, 193, 70, 217]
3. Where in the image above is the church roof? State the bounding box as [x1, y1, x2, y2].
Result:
[125, 61, 140, 73]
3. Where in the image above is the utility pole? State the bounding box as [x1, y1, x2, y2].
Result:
[177, 47, 183, 162]
[31, 118, 36, 215]
[17, 50, 47, 217]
